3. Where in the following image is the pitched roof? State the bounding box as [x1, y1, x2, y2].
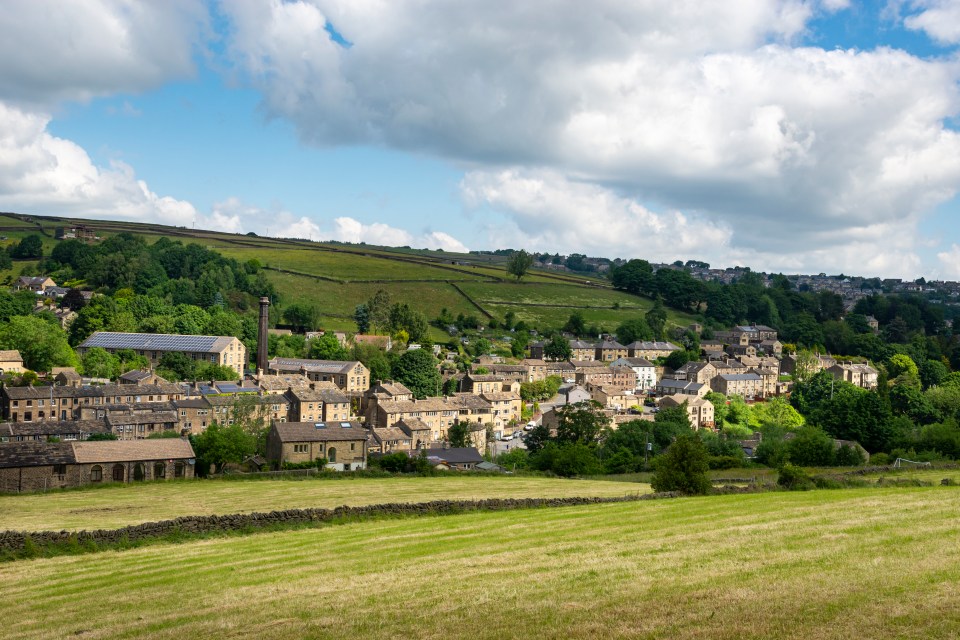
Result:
[0, 441, 75, 468]
[269, 358, 362, 375]
[80, 332, 237, 353]
[0, 419, 109, 438]
[273, 421, 368, 442]
[0, 350, 23, 362]
[70, 439, 194, 463]
[626, 341, 680, 351]
[718, 373, 762, 381]
[421, 447, 484, 464]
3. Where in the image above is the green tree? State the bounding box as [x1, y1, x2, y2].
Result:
[0, 316, 77, 372]
[610, 259, 653, 295]
[506, 249, 534, 281]
[544, 335, 572, 361]
[283, 303, 320, 333]
[392, 348, 441, 399]
[308, 334, 350, 360]
[157, 352, 196, 381]
[353, 304, 370, 333]
[447, 422, 470, 448]
[563, 312, 587, 337]
[192, 422, 256, 475]
[616, 318, 653, 344]
[554, 400, 609, 445]
[645, 300, 667, 339]
[650, 434, 711, 495]
[81, 347, 120, 380]
[9, 234, 43, 259]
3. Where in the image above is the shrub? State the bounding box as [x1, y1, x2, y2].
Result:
[651, 434, 711, 495]
[869, 452, 891, 466]
[777, 463, 814, 491]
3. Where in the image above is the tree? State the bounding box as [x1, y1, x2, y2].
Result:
[610, 259, 653, 295]
[523, 423, 552, 454]
[447, 422, 470, 448]
[157, 352, 196, 381]
[308, 334, 350, 360]
[81, 347, 120, 380]
[664, 349, 692, 370]
[554, 400, 608, 445]
[353, 304, 370, 334]
[563, 312, 587, 337]
[506, 250, 534, 281]
[283, 303, 320, 333]
[616, 318, 653, 345]
[366, 289, 392, 333]
[192, 422, 256, 475]
[544, 335, 572, 361]
[392, 348, 441, 399]
[650, 434, 711, 495]
[61, 288, 87, 311]
[9, 234, 43, 259]
[645, 300, 667, 339]
[0, 316, 78, 372]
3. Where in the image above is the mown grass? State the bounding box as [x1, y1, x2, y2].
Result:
[4, 487, 960, 639]
[0, 475, 647, 532]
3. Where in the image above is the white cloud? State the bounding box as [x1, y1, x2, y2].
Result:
[904, 0, 960, 44]
[0, 102, 198, 225]
[937, 243, 960, 278]
[0, 0, 206, 107]
[221, 1, 960, 276]
[330, 216, 469, 251]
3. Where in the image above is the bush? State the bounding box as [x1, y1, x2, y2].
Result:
[869, 452, 891, 466]
[708, 455, 743, 470]
[650, 434, 711, 495]
[777, 463, 814, 491]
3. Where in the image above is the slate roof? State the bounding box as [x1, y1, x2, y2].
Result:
[3, 383, 182, 400]
[421, 447, 484, 464]
[269, 358, 360, 375]
[273, 421, 368, 442]
[71, 438, 195, 463]
[717, 373, 762, 381]
[626, 341, 680, 351]
[0, 441, 75, 468]
[80, 332, 236, 353]
[0, 420, 109, 438]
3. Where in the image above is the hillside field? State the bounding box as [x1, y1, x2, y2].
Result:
[0, 475, 647, 532]
[4, 486, 960, 639]
[0, 212, 700, 335]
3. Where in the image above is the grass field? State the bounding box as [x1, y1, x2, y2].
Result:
[4, 486, 960, 639]
[0, 476, 647, 532]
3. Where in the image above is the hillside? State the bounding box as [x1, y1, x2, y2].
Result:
[0, 212, 699, 338]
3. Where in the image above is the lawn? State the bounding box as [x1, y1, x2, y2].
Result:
[4, 487, 960, 639]
[0, 475, 647, 532]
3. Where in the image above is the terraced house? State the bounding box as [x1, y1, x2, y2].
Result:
[1, 383, 183, 423]
[371, 394, 493, 443]
[78, 332, 247, 378]
[267, 421, 368, 471]
[267, 358, 370, 394]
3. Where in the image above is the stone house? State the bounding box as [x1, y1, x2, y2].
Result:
[2, 383, 183, 423]
[519, 359, 549, 382]
[666, 361, 717, 386]
[569, 340, 598, 361]
[0, 438, 195, 492]
[173, 398, 213, 435]
[711, 373, 764, 399]
[79, 332, 246, 378]
[370, 394, 493, 443]
[0, 350, 24, 375]
[480, 391, 522, 429]
[0, 419, 110, 443]
[595, 340, 628, 363]
[609, 357, 658, 390]
[828, 363, 879, 390]
[14, 276, 56, 293]
[655, 379, 708, 398]
[626, 341, 681, 360]
[421, 447, 484, 470]
[286, 385, 352, 423]
[587, 384, 640, 411]
[266, 421, 368, 471]
[267, 358, 370, 394]
[659, 394, 715, 430]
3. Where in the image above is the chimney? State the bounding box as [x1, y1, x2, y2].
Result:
[257, 296, 270, 376]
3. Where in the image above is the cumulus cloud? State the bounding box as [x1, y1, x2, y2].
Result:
[462, 169, 732, 262]
[0, 0, 206, 107]
[0, 102, 198, 224]
[219, 0, 960, 276]
[330, 217, 469, 251]
[903, 0, 960, 44]
[937, 243, 960, 278]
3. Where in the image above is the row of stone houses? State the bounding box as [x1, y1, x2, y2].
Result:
[529, 339, 681, 362]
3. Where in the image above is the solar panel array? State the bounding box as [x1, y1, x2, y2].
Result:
[81, 332, 223, 352]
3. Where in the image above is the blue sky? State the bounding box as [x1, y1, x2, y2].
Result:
[3, 1, 960, 279]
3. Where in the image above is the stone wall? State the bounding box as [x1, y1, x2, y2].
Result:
[0, 494, 681, 552]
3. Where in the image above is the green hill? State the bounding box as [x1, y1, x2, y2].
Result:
[0, 212, 699, 337]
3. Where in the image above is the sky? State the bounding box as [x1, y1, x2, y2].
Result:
[2, 1, 960, 280]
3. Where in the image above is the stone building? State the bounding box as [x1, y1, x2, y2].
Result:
[267, 421, 368, 471]
[78, 332, 246, 378]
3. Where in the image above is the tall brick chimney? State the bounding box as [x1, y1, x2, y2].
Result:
[257, 296, 270, 376]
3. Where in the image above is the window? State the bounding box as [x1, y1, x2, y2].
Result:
[53, 464, 66, 475]
[112, 464, 125, 482]
[90, 465, 103, 482]
[154, 462, 166, 479]
[293, 444, 308, 453]
[174, 462, 185, 478]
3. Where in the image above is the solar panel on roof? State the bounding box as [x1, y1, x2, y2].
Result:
[80, 332, 223, 352]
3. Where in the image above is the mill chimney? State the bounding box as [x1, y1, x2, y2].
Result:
[257, 296, 270, 376]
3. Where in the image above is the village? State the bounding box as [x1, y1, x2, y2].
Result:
[0, 277, 880, 492]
